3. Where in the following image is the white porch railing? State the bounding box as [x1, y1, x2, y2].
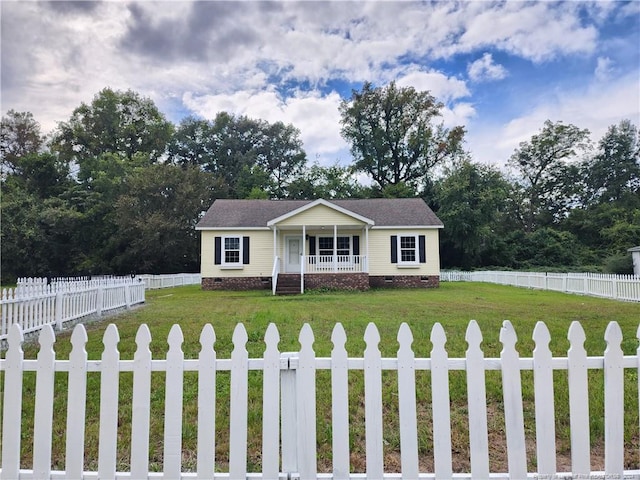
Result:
[0, 320, 637, 479]
[304, 255, 367, 274]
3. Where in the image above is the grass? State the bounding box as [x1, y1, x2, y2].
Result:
[6, 282, 640, 473]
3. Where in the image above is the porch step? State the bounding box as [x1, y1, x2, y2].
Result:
[276, 274, 301, 295]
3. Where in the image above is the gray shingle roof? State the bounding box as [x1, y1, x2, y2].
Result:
[196, 198, 443, 229]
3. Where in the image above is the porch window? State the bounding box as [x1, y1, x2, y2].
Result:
[318, 236, 351, 256]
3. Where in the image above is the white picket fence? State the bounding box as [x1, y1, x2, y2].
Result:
[138, 273, 201, 289]
[0, 277, 145, 342]
[1, 320, 637, 479]
[441, 270, 640, 302]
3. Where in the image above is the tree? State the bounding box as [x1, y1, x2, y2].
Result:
[257, 121, 307, 198]
[110, 164, 216, 274]
[52, 88, 174, 182]
[434, 160, 511, 268]
[287, 163, 369, 199]
[581, 119, 639, 204]
[507, 120, 591, 231]
[1, 110, 45, 175]
[169, 112, 307, 198]
[339, 81, 465, 193]
[168, 116, 216, 167]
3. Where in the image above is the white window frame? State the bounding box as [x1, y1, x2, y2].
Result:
[397, 234, 419, 265]
[222, 235, 243, 266]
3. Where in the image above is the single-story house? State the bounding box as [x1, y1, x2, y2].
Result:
[195, 198, 443, 294]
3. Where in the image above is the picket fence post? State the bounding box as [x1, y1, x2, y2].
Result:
[55, 289, 63, 331]
[262, 324, 281, 479]
[281, 351, 298, 475]
[96, 285, 104, 316]
[65, 324, 88, 480]
[229, 324, 248, 480]
[197, 324, 216, 480]
[1, 324, 24, 480]
[125, 283, 131, 310]
[331, 323, 350, 479]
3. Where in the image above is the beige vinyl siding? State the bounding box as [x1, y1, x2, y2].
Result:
[200, 230, 274, 278]
[276, 204, 367, 227]
[367, 228, 440, 276]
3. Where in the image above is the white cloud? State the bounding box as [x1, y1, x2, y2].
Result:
[396, 70, 469, 103]
[452, 2, 598, 61]
[467, 71, 640, 169]
[467, 53, 508, 82]
[594, 56, 615, 82]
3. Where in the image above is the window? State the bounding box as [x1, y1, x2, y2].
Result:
[391, 234, 425, 265]
[318, 236, 351, 256]
[215, 236, 249, 266]
[400, 235, 417, 263]
[224, 236, 241, 264]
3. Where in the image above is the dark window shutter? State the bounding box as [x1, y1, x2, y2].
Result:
[419, 235, 426, 263]
[214, 237, 222, 265]
[309, 236, 316, 255]
[243, 236, 250, 264]
[352, 235, 360, 256]
[390, 235, 397, 263]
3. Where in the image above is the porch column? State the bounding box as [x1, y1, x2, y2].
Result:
[301, 225, 306, 294]
[333, 225, 337, 272]
[365, 226, 370, 273]
[273, 227, 277, 260]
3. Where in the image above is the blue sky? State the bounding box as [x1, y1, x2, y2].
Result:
[1, 1, 639, 170]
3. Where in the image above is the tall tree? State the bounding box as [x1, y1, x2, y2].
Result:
[434, 160, 511, 268]
[168, 116, 215, 167]
[287, 163, 369, 199]
[257, 120, 307, 198]
[111, 164, 216, 274]
[169, 112, 307, 198]
[339, 81, 465, 193]
[52, 88, 174, 182]
[507, 120, 590, 231]
[581, 119, 639, 204]
[1, 110, 45, 175]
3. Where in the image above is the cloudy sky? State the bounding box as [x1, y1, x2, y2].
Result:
[1, 1, 639, 169]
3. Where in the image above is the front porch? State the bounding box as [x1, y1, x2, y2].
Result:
[271, 224, 371, 294]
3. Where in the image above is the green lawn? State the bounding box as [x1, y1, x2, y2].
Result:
[11, 283, 640, 473]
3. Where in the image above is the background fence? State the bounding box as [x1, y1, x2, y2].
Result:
[441, 270, 640, 302]
[0, 320, 637, 479]
[138, 273, 201, 289]
[1, 277, 145, 342]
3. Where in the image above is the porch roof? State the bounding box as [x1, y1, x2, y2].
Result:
[196, 198, 443, 229]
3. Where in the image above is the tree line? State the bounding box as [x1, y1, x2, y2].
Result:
[1, 85, 638, 282]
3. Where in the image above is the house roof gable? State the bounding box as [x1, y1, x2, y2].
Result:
[196, 198, 443, 229]
[266, 199, 374, 226]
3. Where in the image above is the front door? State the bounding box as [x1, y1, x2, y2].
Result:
[285, 236, 302, 273]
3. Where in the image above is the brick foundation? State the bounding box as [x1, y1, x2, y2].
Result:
[304, 273, 370, 291]
[369, 275, 439, 288]
[202, 276, 271, 290]
[203, 274, 439, 291]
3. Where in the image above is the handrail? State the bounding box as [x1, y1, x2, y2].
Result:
[272, 256, 280, 295]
